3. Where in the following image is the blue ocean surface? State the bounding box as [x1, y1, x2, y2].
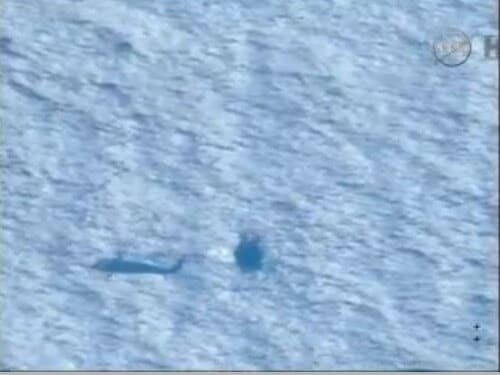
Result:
[1, 0, 498, 370]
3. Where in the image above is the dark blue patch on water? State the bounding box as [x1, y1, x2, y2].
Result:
[234, 233, 264, 272]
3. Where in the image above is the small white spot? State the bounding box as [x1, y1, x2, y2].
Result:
[207, 245, 233, 263]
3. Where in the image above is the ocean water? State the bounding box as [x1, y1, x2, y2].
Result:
[1, 0, 498, 370]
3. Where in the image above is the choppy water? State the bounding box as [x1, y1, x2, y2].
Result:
[1, 0, 498, 370]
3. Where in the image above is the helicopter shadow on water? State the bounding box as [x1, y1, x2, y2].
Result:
[90, 254, 185, 279]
